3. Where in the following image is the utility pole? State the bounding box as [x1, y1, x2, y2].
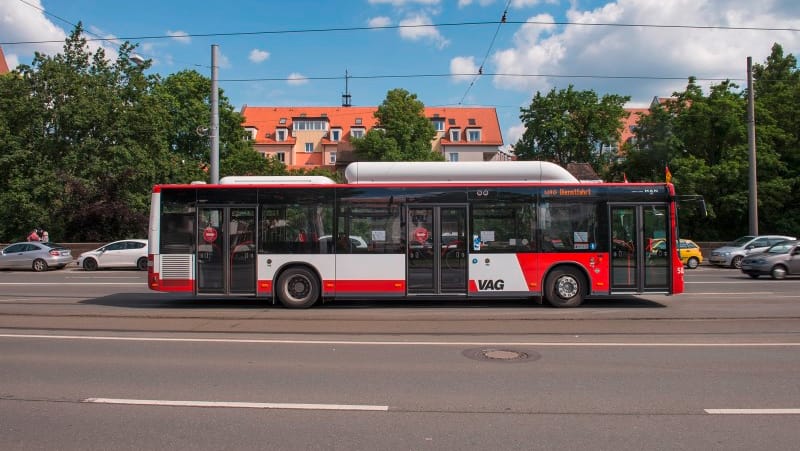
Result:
[210, 44, 220, 184]
[746, 56, 758, 235]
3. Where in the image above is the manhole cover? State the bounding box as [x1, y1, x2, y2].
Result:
[461, 348, 540, 363]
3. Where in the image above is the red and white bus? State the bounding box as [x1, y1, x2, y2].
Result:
[147, 161, 684, 308]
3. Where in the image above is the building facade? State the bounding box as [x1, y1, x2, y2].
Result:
[241, 105, 505, 169]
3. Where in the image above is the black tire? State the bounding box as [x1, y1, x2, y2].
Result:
[686, 257, 700, 269]
[276, 267, 320, 309]
[137, 257, 148, 271]
[748, 274, 760, 279]
[771, 265, 788, 280]
[32, 259, 48, 272]
[731, 255, 744, 269]
[544, 267, 586, 308]
[83, 258, 98, 271]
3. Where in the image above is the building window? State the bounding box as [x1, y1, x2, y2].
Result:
[331, 129, 340, 142]
[432, 119, 444, 131]
[329, 152, 337, 165]
[279, 118, 287, 125]
[294, 120, 328, 131]
[449, 152, 459, 162]
[276, 129, 286, 142]
[275, 152, 285, 162]
[467, 130, 481, 142]
[351, 128, 364, 138]
[468, 118, 476, 126]
[355, 118, 362, 125]
[305, 143, 314, 153]
[450, 130, 461, 142]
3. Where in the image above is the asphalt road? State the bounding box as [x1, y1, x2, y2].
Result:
[1, 266, 799, 450]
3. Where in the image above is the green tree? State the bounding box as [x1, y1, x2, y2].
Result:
[352, 88, 442, 161]
[221, 149, 286, 177]
[153, 70, 255, 181]
[514, 85, 629, 174]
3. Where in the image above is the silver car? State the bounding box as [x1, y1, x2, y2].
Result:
[76, 239, 149, 271]
[741, 240, 800, 279]
[709, 235, 796, 269]
[0, 242, 73, 271]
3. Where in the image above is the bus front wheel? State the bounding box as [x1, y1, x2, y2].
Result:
[276, 267, 320, 309]
[544, 268, 586, 308]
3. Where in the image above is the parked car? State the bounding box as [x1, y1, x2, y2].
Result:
[651, 239, 703, 269]
[0, 241, 72, 271]
[709, 235, 796, 269]
[318, 235, 368, 252]
[76, 239, 148, 271]
[741, 240, 800, 279]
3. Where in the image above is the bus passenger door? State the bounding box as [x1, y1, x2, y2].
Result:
[609, 205, 670, 293]
[407, 206, 467, 295]
[196, 207, 256, 295]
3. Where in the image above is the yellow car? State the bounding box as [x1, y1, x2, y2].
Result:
[651, 239, 703, 269]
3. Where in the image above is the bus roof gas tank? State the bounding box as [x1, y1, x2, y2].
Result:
[344, 161, 579, 184]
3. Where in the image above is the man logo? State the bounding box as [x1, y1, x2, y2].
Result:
[477, 279, 505, 290]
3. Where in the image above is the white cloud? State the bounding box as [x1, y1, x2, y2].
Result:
[5, 53, 20, 70]
[249, 49, 270, 63]
[491, 0, 800, 104]
[399, 13, 450, 49]
[503, 123, 526, 152]
[459, 0, 496, 7]
[511, 0, 548, 8]
[368, 16, 392, 28]
[287, 73, 309, 86]
[450, 56, 479, 82]
[0, 1, 128, 67]
[166, 30, 191, 44]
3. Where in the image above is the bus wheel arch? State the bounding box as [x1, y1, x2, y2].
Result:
[275, 264, 321, 309]
[543, 264, 588, 308]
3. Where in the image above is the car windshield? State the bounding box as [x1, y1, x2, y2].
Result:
[766, 242, 794, 254]
[728, 236, 755, 246]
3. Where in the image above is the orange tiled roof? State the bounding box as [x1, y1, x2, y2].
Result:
[0, 46, 9, 75]
[241, 105, 503, 146]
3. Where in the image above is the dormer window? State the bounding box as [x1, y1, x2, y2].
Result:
[276, 128, 287, 142]
[432, 118, 445, 132]
[467, 129, 481, 142]
[355, 118, 362, 125]
[351, 127, 365, 138]
[331, 129, 341, 142]
[279, 118, 287, 125]
[468, 118, 476, 126]
[450, 129, 461, 142]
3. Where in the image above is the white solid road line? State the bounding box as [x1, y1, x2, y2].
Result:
[83, 398, 388, 411]
[1, 333, 800, 347]
[705, 409, 800, 415]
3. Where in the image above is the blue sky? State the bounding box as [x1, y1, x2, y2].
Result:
[2, 0, 799, 149]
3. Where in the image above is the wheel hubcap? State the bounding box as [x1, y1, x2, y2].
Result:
[288, 276, 310, 299]
[773, 267, 786, 279]
[556, 276, 578, 299]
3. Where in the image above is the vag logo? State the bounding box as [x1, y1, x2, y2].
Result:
[477, 279, 505, 290]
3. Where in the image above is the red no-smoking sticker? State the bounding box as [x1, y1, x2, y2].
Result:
[203, 226, 218, 243]
[413, 227, 429, 243]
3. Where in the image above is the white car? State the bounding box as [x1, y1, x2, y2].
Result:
[709, 235, 796, 269]
[77, 239, 149, 271]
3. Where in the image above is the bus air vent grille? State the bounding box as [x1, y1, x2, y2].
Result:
[160, 255, 193, 279]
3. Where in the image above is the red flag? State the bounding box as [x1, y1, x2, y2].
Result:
[623, 173, 629, 183]
[665, 166, 672, 184]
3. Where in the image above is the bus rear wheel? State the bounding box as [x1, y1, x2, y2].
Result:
[544, 268, 586, 308]
[276, 267, 320, 309]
